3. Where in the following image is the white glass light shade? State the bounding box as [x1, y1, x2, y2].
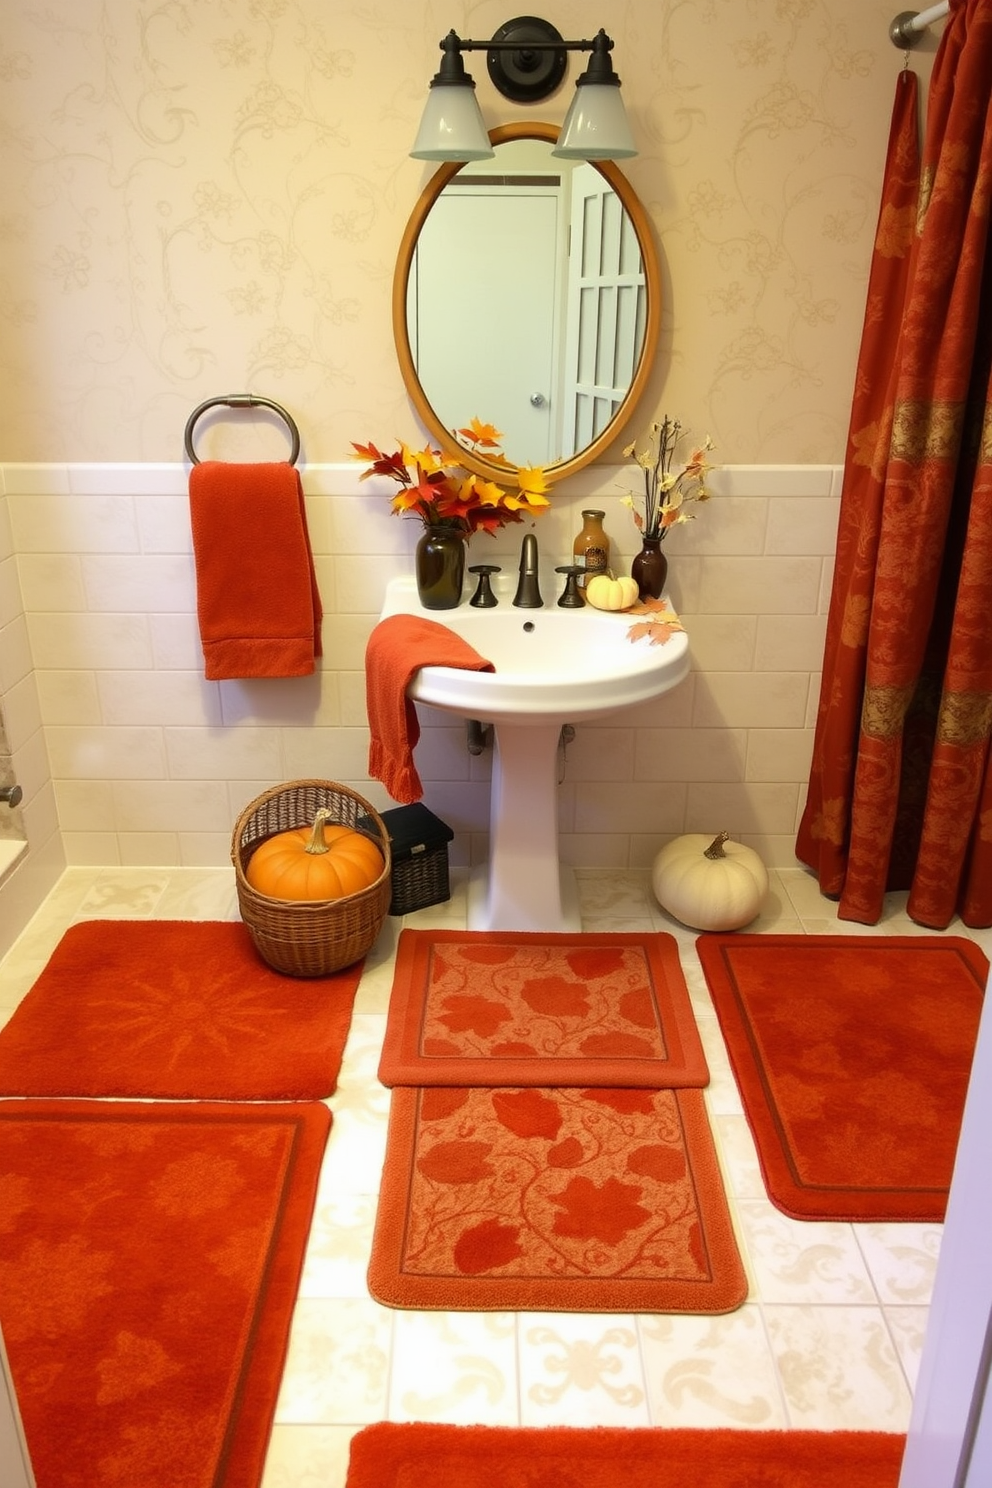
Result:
[552, 83, 637, 160]
[411, 86, 495, 161]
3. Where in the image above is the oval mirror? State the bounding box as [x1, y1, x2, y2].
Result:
[392, 122, 662, 483]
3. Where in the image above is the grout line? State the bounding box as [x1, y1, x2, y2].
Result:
[755, 1298, 798, 1427]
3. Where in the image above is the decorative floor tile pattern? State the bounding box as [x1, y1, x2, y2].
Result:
[762, 1303, 912, 1429]
[638, 1306, 788, 1429]
[517, 1313, 651, 1427]
[388, 1312, 519, 1425]
[0, 861, 980, 1485]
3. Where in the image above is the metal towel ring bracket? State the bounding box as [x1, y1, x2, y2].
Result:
[184, 394, 301, 466]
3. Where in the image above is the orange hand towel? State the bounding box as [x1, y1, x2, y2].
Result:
[366, 614, 495, 804]
[189, 461, 323, 680]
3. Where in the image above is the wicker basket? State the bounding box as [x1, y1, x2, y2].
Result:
[232, 780, 391, 977]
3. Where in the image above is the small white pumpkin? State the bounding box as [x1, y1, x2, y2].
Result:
[585, 572, 639, 612]
[652, 831, 768, 932]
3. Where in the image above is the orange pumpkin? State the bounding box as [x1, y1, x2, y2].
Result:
[246, 808, 384, 902]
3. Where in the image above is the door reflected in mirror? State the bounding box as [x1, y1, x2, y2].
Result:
[393, 123, 661, 484]
[409, 141, 646, 468]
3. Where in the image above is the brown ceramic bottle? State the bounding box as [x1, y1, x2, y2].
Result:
[572, 509, 610, 587]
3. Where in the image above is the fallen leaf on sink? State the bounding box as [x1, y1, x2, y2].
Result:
[626, 597, 685, 646]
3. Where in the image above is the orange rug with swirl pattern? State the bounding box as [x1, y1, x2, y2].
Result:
[378, 929, 708, 1088]
[0, 920, 363, 1100]
[696, 933, 987, 1221]
[0, 1098, 329, 1488]
[368, 1084, 746, 1313]
[346, 1423, 905, 1488]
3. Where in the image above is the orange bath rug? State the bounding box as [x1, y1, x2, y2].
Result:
[696, 933, 987, 1221]
[367, 1084, 746, 1313]
[0, 1098, 330, 1488]
[346, 1422, 906, 1488]
[0, 920, 364, 1100]
[378, 930, 708, 1088]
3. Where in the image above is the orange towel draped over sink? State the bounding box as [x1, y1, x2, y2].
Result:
[189, 461, 323, 680]
[366, 614, 494, 804]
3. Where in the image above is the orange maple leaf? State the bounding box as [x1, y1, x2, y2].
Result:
[626, 607, 685, 647]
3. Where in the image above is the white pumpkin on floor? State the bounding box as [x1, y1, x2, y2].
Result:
[652, 831, 768, 931]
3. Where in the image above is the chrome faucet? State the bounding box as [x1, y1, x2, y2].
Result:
[512, 532, 543, 608]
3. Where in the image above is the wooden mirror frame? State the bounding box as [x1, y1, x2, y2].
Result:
[392, 121, 662, 485]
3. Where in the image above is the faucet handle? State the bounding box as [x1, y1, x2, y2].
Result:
[468, 565, 500, 608]
[555, 565, 586, 609]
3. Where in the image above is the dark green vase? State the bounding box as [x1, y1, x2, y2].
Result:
[415, 524, 465, 609]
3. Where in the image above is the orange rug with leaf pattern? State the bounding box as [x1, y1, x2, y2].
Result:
[377, 929, 708, 1088]
[367, 1084, 746, 1313]
[0, 1098, 329, 1488]
[696, 933, 987, 1221]
[0, 920, 363, 1100]
[346, 1422, 905, 1488]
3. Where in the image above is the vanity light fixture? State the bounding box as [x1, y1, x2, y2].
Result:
[410, 16, 637, 163]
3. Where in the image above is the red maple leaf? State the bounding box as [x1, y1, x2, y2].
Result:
[547, 1136, 586, 1168]
[453, 1217, 523, 1275]
[626, 1143, 687, 1185]
[416, 1139, 494, 1186]
[491, 1089, 563, 1141]
[350, 441, 408, 482]
[520, 975, 590, 1019]
[438, 995, 511, 1038]
[564, 947, 626, 981]
[420, 1087, 470, 1122]
[550, 1175, 652, 1245]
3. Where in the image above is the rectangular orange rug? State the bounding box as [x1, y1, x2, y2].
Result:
[696, 933, 988, 1221]
[378, 929, 708, 1088]
[367, 1084, 746, 1313]
[345, 1422, 905, 1487]
[0, 919, 364, 1100]
[0, 1098, 330, 1488]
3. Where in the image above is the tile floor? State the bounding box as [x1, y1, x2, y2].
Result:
[2, 861, 988, 1487]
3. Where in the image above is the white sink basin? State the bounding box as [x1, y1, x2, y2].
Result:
[380, 574, 689, 725]
[377, 571, 690, 932]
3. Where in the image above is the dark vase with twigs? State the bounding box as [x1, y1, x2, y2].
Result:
[631, 533, 668, 601]
[622, 417, 716, 600]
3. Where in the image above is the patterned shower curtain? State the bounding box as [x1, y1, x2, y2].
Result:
[796, 0, 992, 929]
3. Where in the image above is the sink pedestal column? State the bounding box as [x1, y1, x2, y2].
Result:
[468, 720, 580, 933]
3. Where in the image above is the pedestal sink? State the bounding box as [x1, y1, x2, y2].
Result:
[379, 573, 690, 932]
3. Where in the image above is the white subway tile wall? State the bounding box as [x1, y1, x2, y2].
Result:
[0, 461, 841, 953]
[0, 481, 64, 952]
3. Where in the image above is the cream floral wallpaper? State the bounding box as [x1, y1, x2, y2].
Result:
[0, 0, 936, 464]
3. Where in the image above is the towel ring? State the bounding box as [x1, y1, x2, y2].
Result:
[184, 394, 301, 466]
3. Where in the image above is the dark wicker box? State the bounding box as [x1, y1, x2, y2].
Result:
[372, 803, 454, 915]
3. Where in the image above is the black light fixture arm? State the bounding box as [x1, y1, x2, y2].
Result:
[428, 20, 619, 104]
[452, 29, 611, 57]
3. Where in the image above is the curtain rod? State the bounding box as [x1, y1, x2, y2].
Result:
[889, 3, 950, 47]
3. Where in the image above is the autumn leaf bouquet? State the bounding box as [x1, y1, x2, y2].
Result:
[622, 416, 715, 540]
[352, 418, 550, 537]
